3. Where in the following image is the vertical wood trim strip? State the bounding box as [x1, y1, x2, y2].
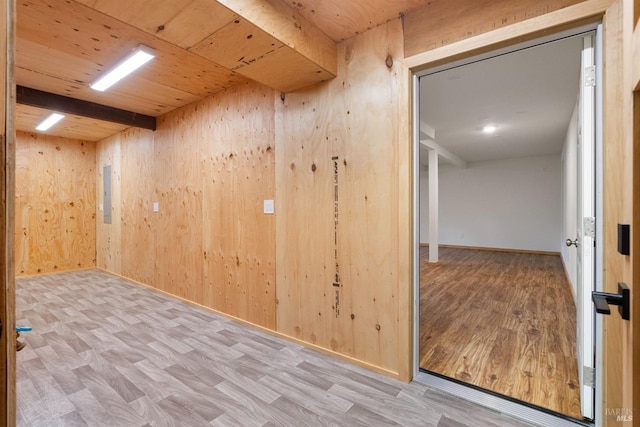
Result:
[632, 89, 640, 427]
[2, 0, 16, 425]
[0, 0, 7, 418]
[602, 0, 632, 423]
[397, 64, 413, 382]
[631, 0, 640, 413]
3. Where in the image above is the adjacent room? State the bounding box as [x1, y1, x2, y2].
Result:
[418, 34, 591, 420]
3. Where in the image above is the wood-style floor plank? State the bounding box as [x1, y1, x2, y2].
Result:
[16, 269, 536, 426]
[419, 247, 582, 419]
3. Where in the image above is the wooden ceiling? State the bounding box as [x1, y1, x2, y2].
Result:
[15, 0, 429, 141]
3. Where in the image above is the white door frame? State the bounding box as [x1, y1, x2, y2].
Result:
[576, 31, 597, 420]
[411, 24, 603, 427]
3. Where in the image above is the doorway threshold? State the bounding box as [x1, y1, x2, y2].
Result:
[414, 371, 593, 427]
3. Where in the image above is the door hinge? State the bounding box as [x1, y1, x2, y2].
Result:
[583, 366, 595, 388]
[584, 65, 596, 86]
[584, 217, 595, 239]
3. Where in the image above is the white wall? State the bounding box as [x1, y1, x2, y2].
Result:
[561, 101, 579, 300]
[420, 154, 562, 252]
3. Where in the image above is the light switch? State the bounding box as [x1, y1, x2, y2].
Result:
[99, 203, 104, 211]
[153, 202, 159, 212]
[263, 199, 274, 214]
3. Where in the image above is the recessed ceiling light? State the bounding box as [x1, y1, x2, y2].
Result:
[483, 125, 497, 134]
[90, 45, 155, 92]
[36, 113, 65, 131]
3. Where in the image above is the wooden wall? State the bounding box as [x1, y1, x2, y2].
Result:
[96, 20, 411, 378]
[96, 81, 277, 330]
[602, 0, 637, 423]
[275, 19, 411, 377]
[15, 131, 96, 276]
[403, 0, 586, 57]
[1, 0, 16, 423]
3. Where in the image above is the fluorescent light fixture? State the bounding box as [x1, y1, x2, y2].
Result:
[90, 45, 155, 92]
[36, 113, 65, 131]
[482, 124, 497, 134]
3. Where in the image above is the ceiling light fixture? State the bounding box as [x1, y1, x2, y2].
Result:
[90, 45, 156, 92]
[36, 113, 65, 131]
[482, 125, 497, 134]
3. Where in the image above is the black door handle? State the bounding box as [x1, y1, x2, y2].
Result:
[592, 282, 630, 320]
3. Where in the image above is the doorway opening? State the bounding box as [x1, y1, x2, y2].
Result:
[414, 27, 601, 424]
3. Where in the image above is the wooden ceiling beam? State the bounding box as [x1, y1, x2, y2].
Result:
[212, 0, 338, 92]
[16, 86, 156, 131]
[216, 0, 337, 76]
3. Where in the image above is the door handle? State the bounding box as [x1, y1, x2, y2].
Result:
[566, 238, 578, 247]
[592, 282, 630, 320]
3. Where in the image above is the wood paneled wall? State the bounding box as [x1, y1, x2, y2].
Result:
[15, 131, 96, 276]
[96, 21, 411, 378]
[603, 0, 637, 423]
[275, 19, 411, 378]
[1, 0, 16, 423]
[403, 0, 586, 57]
[96, 81, 277, 330]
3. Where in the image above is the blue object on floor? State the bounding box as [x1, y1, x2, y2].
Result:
[16, 325, 32, 333]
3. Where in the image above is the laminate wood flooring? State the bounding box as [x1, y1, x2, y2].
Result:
[419, 247, 582, 420]
[16, 269, 536, 427]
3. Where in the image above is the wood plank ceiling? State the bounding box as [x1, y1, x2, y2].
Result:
[15, 0, 428, 141]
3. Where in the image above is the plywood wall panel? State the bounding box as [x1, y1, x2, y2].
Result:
[602, 0, 635, 421]
[275, 19, 407, 374]
[96, 80, 277, 330]
[196, 82, 276, 328]
[14, 132, 96, 276]
[154, 107, 205, 304]
[120, 127, 157, 287]
[403, 0, 586, 57]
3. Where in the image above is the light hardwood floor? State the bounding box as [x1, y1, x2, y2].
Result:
[16, 269, 536, 427]
[419, 246, 582, 420]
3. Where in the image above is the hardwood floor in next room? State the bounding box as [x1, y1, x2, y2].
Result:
[15, 269, 536, 427]
[419, 246, 582, 419]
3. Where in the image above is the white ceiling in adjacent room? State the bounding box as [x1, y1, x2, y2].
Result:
[419, 35, 584, 165]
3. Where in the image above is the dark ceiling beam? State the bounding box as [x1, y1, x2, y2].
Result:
[16, 86, 156, 131]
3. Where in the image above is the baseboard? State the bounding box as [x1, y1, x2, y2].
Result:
[560, 253, 578, 306]
[15, 266, 96, 279]
[420, 243, 560, 256]
[95, 267, 403, 382]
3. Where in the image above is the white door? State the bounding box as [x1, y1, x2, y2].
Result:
[576, 33, 596, 421]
